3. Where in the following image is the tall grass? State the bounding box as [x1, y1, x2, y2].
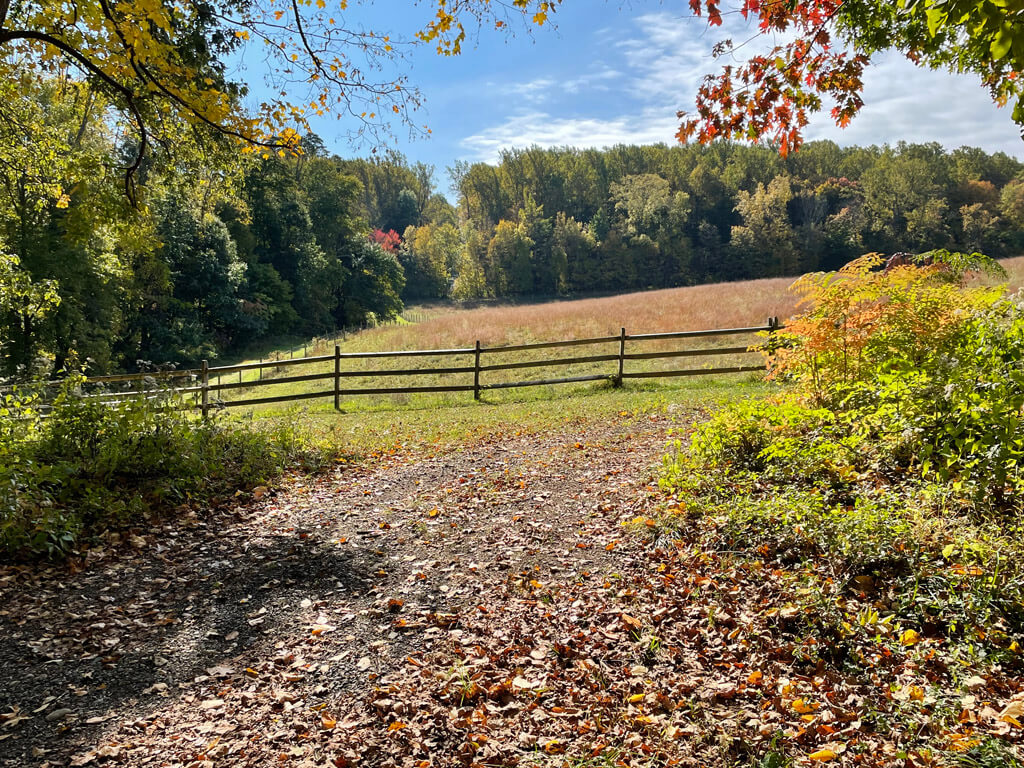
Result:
[204, 276, 794, 414]
[359, 276, 796, 352]
[206, 258, 1024, 415]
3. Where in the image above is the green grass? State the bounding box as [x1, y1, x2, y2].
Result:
[202, 327, 770, 419]
[231, 375, 773, 458]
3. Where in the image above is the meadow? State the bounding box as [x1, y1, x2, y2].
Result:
[199, 256, 1024, 425]
[204, 275, 797, 417]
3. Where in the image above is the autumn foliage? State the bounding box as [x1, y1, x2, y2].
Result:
[370, 228, 402, 254]
[768, 252, 1003, 400]
[680, 0, 1024, 155]
[679, 0, 867, 156]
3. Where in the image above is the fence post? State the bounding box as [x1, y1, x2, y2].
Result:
[259, 359, 263, 382]
[766, 316, 778, 370]
[473, 341, 481, 401]
[200, 359, 209, 420]
[334, 345, 341, 411]
[615, 327, 626, 387]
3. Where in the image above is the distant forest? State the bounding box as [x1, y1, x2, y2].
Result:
[5, 79, 1024, 376]
[431, 141, 1024, 298]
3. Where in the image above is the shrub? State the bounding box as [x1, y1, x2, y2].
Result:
[768, 252, 1003, 404]
[1, 381, 319, 559]
[660, 252, 1024, 642]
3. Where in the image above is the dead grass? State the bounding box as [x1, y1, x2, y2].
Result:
[354, 276, 796, 353]
[1000, 255, 1024, 292]
[203, 277, 793, 414]
[209, 258, 1024, 416]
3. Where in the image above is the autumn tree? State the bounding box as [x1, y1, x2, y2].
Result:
[0, 0, 560, 200]
[680, 0, 1024, 155]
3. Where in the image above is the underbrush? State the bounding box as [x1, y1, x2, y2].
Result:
[1, 379, 328, 560]
[663, 398, 1024, 641]
[659, 253, 1024, 761]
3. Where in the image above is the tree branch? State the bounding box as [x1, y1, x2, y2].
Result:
[0, 29, 148, 203]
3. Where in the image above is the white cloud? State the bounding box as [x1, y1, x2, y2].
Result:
[461, 108, 679, 162]
[493, 67, 624, 104]
[460, 9, 1023, 160]
[804, 51, 1024, 156]
[563, 67, 624, 94]
[498, 77, 559, 103]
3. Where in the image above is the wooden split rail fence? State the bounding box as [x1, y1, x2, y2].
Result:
[20, 318, 782, 418]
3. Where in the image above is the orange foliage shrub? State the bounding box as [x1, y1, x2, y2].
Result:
[768, 253, 1004, 403]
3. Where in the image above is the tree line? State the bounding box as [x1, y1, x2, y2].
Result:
[416, 141, 1024, 301]
[3, 76, 1024, 378]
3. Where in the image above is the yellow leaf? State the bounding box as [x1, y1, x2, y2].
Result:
[543, 741, 564, 755]
[900, 629, 920, 646]
[628, 693, 644, 703]
[321, 715, 336, 730]
[792, 698, 816, 714]
[809, 749, 838, 762]
[388, 721, 407, 732]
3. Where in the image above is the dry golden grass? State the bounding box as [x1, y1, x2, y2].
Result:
[207, 277, 793, 413]
[1000, 255, 1024, 292]
[353, 276, 796, 353]
[213, 257, 1024, 414]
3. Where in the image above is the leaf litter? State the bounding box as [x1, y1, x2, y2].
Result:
[0, 405, 1020, 766]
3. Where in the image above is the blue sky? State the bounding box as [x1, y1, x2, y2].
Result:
[238, 1, 1024, 195]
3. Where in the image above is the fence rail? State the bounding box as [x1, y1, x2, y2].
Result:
[12, 318, 781, 417]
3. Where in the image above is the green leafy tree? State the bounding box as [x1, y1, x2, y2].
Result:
[338, 241, 404, 326]
[400, 223, 459, 300]
[0, 252, 60, 374]
[487, 220, 534, 296]
[730, 176, 799, 278]
[452, 229, 489, 300]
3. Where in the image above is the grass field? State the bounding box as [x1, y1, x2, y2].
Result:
[193, 255, 1024, 453]
[205, 275, 797, 417]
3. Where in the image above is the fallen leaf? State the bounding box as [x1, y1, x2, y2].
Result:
[900, 629, 920, 646]
[792, 699, 816, 714]
[809, 749, 838, 762]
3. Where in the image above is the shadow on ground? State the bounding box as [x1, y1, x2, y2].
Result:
[0, 532, 379, 766]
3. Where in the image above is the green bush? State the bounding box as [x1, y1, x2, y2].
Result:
[660, 261, 1024, 642]
[1, 382, 318, 559]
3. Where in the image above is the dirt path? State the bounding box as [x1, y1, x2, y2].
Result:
[0, 409, 682, 767]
